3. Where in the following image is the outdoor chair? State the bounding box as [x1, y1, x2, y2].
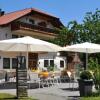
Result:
[28, 71, 41, 88]
[9, 77, 16, 82]
[68, 71, 78, 90]
[47, 72, 61, 87]
[72, 71, 79, 90]
[40, 77, 53, 87]
[0, 71, 6, 83]
[39, 72, 60, 88]
[0, 79, 5, 83]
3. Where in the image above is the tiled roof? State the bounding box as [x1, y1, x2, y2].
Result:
[0, 8, 59, 26]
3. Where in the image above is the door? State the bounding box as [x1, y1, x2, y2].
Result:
[28, 53, 38, 70]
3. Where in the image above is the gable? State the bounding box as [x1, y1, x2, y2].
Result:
[0, 8, 63, 27]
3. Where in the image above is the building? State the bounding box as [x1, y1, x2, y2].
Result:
[0, 8, 66, 71]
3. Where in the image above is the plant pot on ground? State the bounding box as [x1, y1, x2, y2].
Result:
[78, 70, 93, 97]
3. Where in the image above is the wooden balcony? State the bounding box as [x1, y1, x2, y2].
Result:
[11, 21, 56, 35]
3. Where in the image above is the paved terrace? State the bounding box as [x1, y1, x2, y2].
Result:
[0, 83, 80, 100]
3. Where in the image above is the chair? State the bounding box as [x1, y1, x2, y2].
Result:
[40, 71, 60, 87]
[28, 71, 41, 88]
[55, 72, 62, 84]
[9, 77, 16, 82]
[49, 71, 61, 87]
[70, 71, 78, 90]
[0, 79, 5, 83]
[73, 71, 79, 90]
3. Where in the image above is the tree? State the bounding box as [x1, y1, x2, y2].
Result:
[68, 9, 100, 44]
[49, 9, 100, 69]
[49, 26, 75, 46]
[50, 9, 100, 45]
[68, 9, 100, 66]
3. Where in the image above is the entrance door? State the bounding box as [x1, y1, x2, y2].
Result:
[28, 53, 38, 70]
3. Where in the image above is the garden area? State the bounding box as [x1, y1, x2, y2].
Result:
[78, 58, 100, 100]
[0, 93, 37, 100]
[50, 8, 100, 100]
[81, 97, 100, 100]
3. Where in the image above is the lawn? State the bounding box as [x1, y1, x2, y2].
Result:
[81, 97, 100, 100]
[0, 93, 38, 100]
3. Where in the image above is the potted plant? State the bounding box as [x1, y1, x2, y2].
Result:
[78, 70, 93, 97]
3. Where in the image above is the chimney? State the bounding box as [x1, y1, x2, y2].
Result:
[0, 9, 5, 16]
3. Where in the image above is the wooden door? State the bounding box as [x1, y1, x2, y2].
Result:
[28, 53, 38, 70]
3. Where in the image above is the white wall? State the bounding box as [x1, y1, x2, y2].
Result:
[0, 16, 66, 70]
[19, 16, 54, 29]
[0, 26, 12, 69]
[38, 52, 66, 71]
[54, 56, 66, 70]
[0, 25, 12, 40]
[0, 52, 26, 69]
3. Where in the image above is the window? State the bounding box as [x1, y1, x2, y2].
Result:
[12, 34, 18, 38]
[17, 56, 26, 69]
[12, 58, 18, 69]
[29, 19, 35, 24]
[20, 35, 24, 38]
[60, 60, 64, 68]
[3, 58, 10, 69]
[22, 57, 26, 69]
[38, 22, 47, 27]
[44, 59, 54, 67]
[44, 60, 49, 67]
[50, 60, 54, 67]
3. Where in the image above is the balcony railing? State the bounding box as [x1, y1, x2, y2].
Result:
[11, 21, 55, 34]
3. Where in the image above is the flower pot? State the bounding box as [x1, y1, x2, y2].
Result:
[78, 79, 93, 97]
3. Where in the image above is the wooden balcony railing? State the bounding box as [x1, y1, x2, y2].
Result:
[11, 21, 55, 34]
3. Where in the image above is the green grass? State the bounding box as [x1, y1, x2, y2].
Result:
[0, 93, 38, 100]
[81, 97, 100, 100]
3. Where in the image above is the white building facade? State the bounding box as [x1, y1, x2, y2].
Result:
[0, 8, 66, 71]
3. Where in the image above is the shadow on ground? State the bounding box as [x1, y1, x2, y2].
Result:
[68, 96, 80, 100]
[60, 87, 79, 91]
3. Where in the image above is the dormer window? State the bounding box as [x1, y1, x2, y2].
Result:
[38, 22, 47, 27]
[29, 19, 35, 24]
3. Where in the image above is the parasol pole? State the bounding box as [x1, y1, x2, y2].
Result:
[86, 48, 88, 70]
[26, 44, 29, 70]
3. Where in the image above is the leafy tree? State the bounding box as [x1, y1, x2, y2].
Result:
[50, 9, 100, 45]
[49, 26, 75, 46]
[49, 9, 100, 69]
[68, 9, 100, 44]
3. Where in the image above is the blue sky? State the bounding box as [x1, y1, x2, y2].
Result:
[0, 0, 100, 26]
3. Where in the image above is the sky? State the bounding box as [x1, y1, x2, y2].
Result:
[0, 0, 100, 26]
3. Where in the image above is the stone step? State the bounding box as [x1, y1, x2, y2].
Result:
[18, 80, 27, 83]
[18, 84, 27, 87]
[16, 69, 28, 98]
[17, 70, 27, 72]
[18, 76, 27, 79]
[17, 74, 27, 76]
[17, 77, 27, 79]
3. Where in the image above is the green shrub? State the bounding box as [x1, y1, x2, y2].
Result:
[88, 58, 99, 71]
[81, 97, 100, 100]
[80, 70, 93, 80]
[47, 66, 54, 71]
[93, 68, 100, 93]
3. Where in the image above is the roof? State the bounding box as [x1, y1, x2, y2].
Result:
[0, 8, 63, 26]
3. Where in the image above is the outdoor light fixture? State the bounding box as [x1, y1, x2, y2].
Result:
[57, 52, 60, 56]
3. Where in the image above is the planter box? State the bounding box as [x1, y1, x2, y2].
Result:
[78, 79, 93, 97]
